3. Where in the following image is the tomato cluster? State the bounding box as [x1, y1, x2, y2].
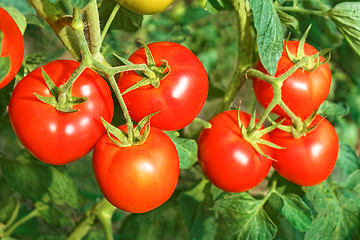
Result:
[8, 38, 208, 213]
[198, 40, 339, 191]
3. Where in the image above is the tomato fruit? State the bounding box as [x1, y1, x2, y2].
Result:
[118, 42, 208, 131]
[8, 60, 114, 165]
[0, 7, 24, 89]
[92, 125, 179, 213]
[197, 110, 273, 192]
[115, 0, 174, 15]
[252, 41, 331, 119]
[269, 115, 339, 186]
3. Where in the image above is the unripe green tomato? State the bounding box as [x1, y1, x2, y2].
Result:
[116, 0, 174, 15]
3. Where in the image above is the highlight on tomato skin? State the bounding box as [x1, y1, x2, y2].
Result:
[269, 115, 339, 187]
[92, 125, 180, 214]
[0, 7, 24, 89]
[197, 110, 273, 193]
[8, 60, 114, 165]
[252, 40, 332, 120]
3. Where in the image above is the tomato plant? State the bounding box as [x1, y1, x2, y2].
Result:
[8, 60, 114, 165]
[0, 7, 24, 89]
[269, 115, 339, 186]
[252, 40, 331, 119]
[1, 1, 360, 240]
[118, 42, 208, 131]
[197, 110, 273, 192]
[115, 0, 174, 15]
[92, 125, 179, 213]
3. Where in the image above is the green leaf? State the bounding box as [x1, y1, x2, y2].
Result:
[304, 182, 360, 240]
[99, 0, 143, 32]
[35, 201, 73, 227]
[249, 0, 283, 76]
[0, 156, 82, 208]
[328, 2, 360, 56]
[165, 131, 198, 170]
[279, 194, 313, 232]
[318, 100, 350, 121]
[335, 142, 360, 178]
[118, 194, 189, 240]
[204, 0, 234, 13]
[214, 192, 277, 240]
[178, 178, 217, 240]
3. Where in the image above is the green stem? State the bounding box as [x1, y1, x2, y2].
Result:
[84, 0, 103, 60]
[100, 4, 121, 46]
[58, 62, 87, 94]
[3, 209, 40, 237]
[66, 198, 117, 240]
[3, 200, 20, 232]
[276, 5, 327, 17]
[216, 0, 253, 113]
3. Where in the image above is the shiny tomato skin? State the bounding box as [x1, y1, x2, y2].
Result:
[8, 60, 114, 165]
[197, 110, 273, 192]
[92, 126, 179, 213]
[118, 42, 208, 131]
[269, 116, 339, 186]
[115, 0, 174, 15]
[0, 7, 24, 89]
[253, 41, 331, 120]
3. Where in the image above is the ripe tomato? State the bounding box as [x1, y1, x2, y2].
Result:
[269, 115, 339, 186]
[252, 41, 331, 120]
[115, 0, 174, 15]
[0, 7, 24, 89]
[92, 125, 179, 213]
[197, 110, 273, 192]
[118, 42, 208, 131]
[8, 60, 114, 165]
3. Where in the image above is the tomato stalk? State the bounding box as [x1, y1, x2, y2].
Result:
[2, 208, 40, 238]
[100, 4, 121, 46]
[216, 0, 253, 113]
[66, 198, 116, 240]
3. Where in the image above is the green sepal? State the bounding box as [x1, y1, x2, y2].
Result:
[121, 40, 171, 95]
[101, 112, 159, 147]
[285, 25, 332, 72]
[33, 68, 87, 113]
[101, 117, 132, 147]
[132, 111, 159, 145]
[0, 31, 11, 82]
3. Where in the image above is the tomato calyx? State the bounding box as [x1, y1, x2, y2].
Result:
[272, 110, 324, 139]
[237, 107, 283, 160]
[101, 112, 159, 147]
[33, 67, 88, 113]
[0, 31, 11, 82]
[121, 40, 171, 95]
[285, 25, 331, 72]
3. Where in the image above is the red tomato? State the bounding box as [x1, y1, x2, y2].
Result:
[197, 110, 273, 192]
[252, 41, 331, 119]
[269, 115, 339, 186]
[8, 60, 114, 165]
[118, 42, 208, 131]
[0, 7, 24, 89]
[92, 125, 179, 213]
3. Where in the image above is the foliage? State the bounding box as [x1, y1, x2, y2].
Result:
[0, 0, 360, 239]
